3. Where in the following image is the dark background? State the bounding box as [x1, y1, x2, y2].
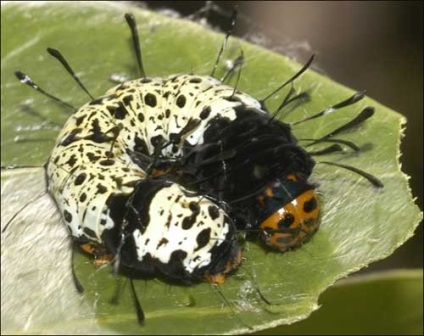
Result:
[138, 1, 423, 271]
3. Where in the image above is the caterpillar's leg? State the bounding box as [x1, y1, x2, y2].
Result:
[79, 243, 114, 267]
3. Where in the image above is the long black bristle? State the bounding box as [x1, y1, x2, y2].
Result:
[14, 71, 76, 110]
[125, 13, 146, 78]
[47, 47, 94, 100]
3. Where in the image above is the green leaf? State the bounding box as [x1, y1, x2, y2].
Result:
[1, 2, 422, 335]
[253, 270, 424, 335]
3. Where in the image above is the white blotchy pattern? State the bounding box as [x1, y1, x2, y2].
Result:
[132, 184, 229, 273]
[46, 74, 261, 273]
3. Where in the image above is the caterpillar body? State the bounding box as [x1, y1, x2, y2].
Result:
[8, 10, 383, 325]
[46, 69, 318, 284]
[47, 74, 263, 283]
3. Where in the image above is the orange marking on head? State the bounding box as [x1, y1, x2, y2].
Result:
[257, 187, 274, 207]
[265, 187, 274, 197]
[259, 189, 320, 251]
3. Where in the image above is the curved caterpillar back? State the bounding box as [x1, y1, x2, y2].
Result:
[46, 73, 268, 284]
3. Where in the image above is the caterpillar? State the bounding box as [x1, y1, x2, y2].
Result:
[4, 10, 383, 325]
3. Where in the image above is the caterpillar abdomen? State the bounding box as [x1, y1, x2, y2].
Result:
[46, 74, 266, 282]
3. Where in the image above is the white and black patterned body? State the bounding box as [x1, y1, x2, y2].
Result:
[46, 74, 307, 282]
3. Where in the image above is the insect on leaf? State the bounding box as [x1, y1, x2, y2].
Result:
[1, 2, 422, 335]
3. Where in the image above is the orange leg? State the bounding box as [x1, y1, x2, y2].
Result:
[204, 249, 244, 284]
[79, 243, 114, 267]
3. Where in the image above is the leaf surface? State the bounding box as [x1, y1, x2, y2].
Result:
[1, 2, 422, 335]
